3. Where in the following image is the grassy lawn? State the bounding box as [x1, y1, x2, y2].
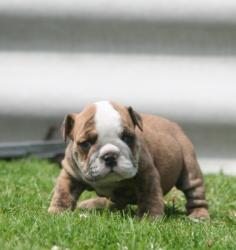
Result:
[0, 159, 235, 250]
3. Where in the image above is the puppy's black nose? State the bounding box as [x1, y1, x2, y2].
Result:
[101, 152, 118, 168]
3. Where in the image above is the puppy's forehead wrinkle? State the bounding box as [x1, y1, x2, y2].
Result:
[95, 101, 123, 138]
[78, 117, 95, 138]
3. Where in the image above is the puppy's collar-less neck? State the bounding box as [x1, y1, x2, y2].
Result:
[133, 142, 141, 169]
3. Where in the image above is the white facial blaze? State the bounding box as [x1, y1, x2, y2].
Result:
[95, 101, 122, 140]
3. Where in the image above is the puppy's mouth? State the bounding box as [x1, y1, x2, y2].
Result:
[83, 161, 138, 185]
[83, 166, 122, 182]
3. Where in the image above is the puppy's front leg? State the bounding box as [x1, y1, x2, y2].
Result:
[48, 169, 85, 213]
[136, 169, 164, 219]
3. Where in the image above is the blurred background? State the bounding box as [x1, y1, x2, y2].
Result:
[0, 0, 235, 174]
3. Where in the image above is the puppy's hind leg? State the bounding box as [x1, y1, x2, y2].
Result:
[176, 140, 209, 219]
[78, 197, 127, 211]
[78, 197, 111, 210]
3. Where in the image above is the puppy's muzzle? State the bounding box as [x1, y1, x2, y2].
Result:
[101, 152, 119, 168]
[99, 144, 120, 169]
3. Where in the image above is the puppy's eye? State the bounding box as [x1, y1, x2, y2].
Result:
[121, 133, 135, 146]
[78, 140, 92, 151]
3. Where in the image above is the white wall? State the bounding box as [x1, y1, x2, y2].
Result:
[0, 0, 236, 171]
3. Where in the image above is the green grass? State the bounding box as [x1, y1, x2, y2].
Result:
[0, 159, 235, 250]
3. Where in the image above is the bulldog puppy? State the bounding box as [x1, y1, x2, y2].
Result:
[48, 101, 209, 219]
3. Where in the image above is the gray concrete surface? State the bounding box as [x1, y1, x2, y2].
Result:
[1, 0, 236, 23]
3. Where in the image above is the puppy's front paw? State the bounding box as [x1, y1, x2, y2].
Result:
[136, 214, 164, 222]
[48, 206, 65, 214]
[137, 210, 164, 221]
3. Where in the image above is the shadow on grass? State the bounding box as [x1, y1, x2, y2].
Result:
[164, 205, 186, 217]
[77, 204, 186, 220]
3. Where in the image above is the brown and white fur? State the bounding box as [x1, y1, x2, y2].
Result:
[48, 101, 209, 219]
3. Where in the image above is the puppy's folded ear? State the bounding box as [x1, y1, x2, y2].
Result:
[61, 113, 76, 142]
[127, 106, 143, 131]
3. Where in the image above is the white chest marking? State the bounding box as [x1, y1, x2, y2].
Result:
[95, 101, 122, 140]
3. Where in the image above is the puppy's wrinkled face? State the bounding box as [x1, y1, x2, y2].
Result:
[64, 101, 142, 185]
